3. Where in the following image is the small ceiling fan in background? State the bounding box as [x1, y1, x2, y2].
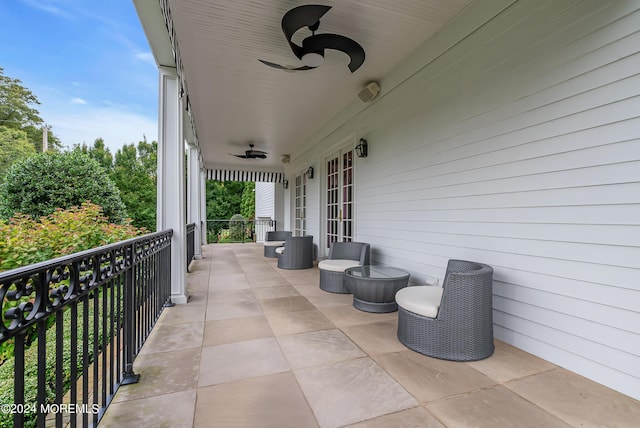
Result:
[229, 144, 268, 159]
[259, 4, 365, 73]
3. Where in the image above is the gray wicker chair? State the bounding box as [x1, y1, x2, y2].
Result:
[396, 259, 494, 361]
[318, 242, 370, 293]
[263, 231, 292, 258]
[277, 236, 314, 269]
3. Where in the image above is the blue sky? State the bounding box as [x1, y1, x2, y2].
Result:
[0, 0, 158, 153]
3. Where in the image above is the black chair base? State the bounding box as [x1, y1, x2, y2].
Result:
[353, 298, 397, 313]
[319, 270, 349, 293]
[264, 245, 281, 258]
[397, 306, 494, 361]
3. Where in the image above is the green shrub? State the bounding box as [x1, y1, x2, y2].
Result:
[0, 202, 144, 364]
[228, 214, 245, 242]
[0, 202, 142, 272]
[0, 151, 127, 223]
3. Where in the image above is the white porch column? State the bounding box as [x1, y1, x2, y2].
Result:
[157, 67, 188, 304]
[200, 169, 208, 245]
[187, 142, 203, 259]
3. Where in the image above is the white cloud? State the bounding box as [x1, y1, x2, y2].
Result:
[43, 107, 158, 153]
[19, 0, 75, 19]
[134, 51, 156, 66]
[70, 97, 87, 104]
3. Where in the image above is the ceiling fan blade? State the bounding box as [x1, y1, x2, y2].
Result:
[229, 142, 269, 159]
[281, 5, 331, 59]
[302, 34, 365, 72]
[258, 59, 314, 71]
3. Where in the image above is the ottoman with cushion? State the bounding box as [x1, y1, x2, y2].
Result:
[318, 242, 370, 293]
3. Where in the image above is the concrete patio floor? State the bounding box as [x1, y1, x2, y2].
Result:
[100, 243, 640, 427]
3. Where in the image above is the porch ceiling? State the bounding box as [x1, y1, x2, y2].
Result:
[135, 0, 472, 171]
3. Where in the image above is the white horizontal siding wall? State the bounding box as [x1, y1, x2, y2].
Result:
[254, 181, 274, 242]
[303, 0, 640, 399]
[254, 181, 274, 219]
[305, 175, 320, 242]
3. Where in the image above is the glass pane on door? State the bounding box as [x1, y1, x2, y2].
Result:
[342, 150, 354, 242]
[325, 148, 355, 248]
[294, 173, 306, 236]
[326, 156, 340, 247]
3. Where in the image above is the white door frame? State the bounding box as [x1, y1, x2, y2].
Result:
[320, 136, 356, 257]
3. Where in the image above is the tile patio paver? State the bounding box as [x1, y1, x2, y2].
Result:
[100, 243, 640, 427]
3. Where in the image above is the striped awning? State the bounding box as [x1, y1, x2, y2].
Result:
[206, 169, 284, 183]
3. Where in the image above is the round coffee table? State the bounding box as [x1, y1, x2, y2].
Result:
[344, 265, 410, 313]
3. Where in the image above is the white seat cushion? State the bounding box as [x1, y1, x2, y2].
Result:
[275, 246, 285, 254]
[318, 259, 361, 272]
[395, 285, 444, 318]
[264, 241, 285, 247]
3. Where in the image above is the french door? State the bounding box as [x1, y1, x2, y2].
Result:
[293, 172, 307, 236]
[326, 148, 354, 249]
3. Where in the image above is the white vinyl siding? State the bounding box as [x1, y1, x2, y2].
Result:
[254, 181, 275, 242]
[254, 181, 274, 219]
[301, 0, 640, 399]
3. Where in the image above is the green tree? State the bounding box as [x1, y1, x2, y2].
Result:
[137, 137, 157, 178]
[75, 138, 113, 172]
[111, 140, 157, 230]
[241, 181, 255, 219]
[0, 67, 60, 151]
[206, 181, 245, 220]
[205, 180, 246, 241]
[0, 151, 127, 222]
[0, 126, 37, 181]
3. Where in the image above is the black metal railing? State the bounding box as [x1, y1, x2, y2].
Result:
[206, 219, 275, 244]
[0, 230, 173, 428]
[186, 223, 195, 271]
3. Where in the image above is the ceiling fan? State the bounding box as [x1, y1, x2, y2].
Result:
[259, 4, 365, 73]
[229, 144, 268, 159]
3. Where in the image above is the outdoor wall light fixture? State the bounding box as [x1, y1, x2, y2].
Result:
[283, 179, 289, 189]
[356, 138, 368, 158]
[306, 166, 314, 179]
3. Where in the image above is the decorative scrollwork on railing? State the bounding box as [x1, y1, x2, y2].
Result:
[0, 274, 37, 340]
[46, 265, 72, 309]
[0, 230, 173, 342]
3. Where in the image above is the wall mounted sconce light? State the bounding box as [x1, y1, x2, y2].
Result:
[356, 138, 368, 158]
[283, 179, 289, 189]
[305, 166, 314, 179]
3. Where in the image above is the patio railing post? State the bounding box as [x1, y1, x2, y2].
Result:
[121, 242, 140, 385]
[12, 331, 26, 428]
[163, 246, 175, 308]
